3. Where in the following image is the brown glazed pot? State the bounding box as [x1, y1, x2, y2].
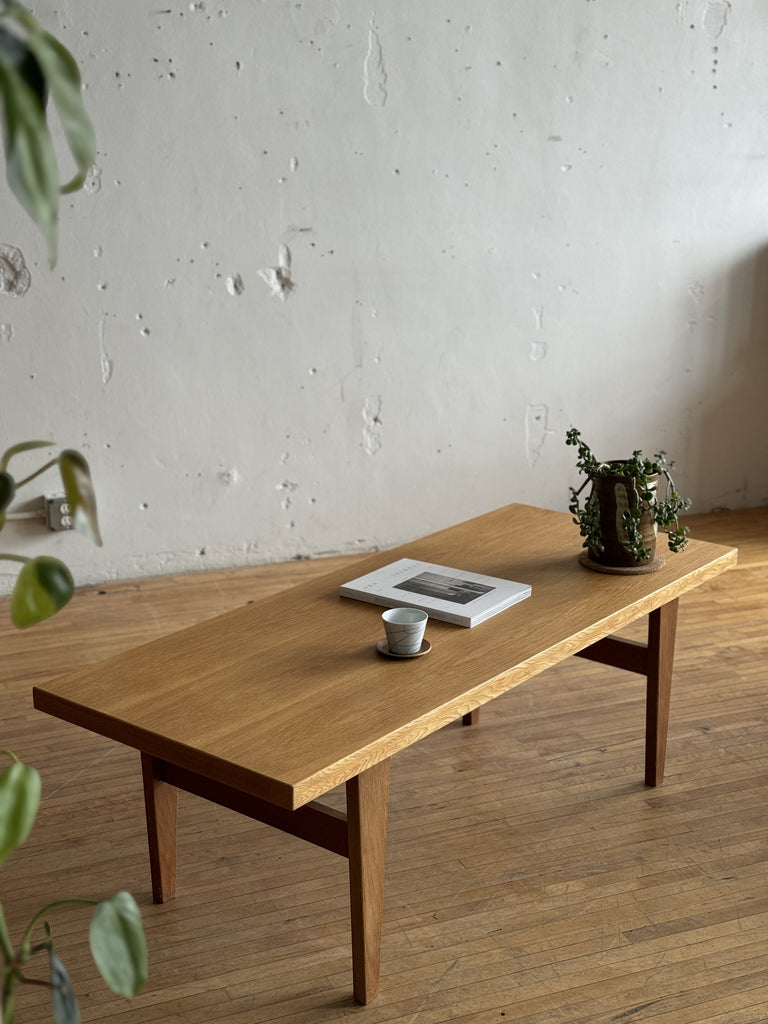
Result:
[587, 472, 658, 567]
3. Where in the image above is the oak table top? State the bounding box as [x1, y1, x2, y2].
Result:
[33, 503, 737, 813]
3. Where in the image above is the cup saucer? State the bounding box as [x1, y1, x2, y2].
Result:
[376, 639, 431, 659]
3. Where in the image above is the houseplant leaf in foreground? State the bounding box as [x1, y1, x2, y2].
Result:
[0, 754, 41, 865]
[0, 4, 96, 265]
[49, 950, 80, 1024]
[0, 439, 53, 472]
[0, 470, 15, 529]
[10, 555, 74, 627]
[89, 892, 147, 997]
[7, 4, 96, 193]
[0, 28, 60, 264]
[58, 449, 102, 546]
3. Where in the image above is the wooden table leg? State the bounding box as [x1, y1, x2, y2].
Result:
[346, 759, 390, 1005]
[141, 753, 178, 903]
[645, 599, 679, 787]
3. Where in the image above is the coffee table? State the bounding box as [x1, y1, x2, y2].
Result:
[32, 504, 736, 1004]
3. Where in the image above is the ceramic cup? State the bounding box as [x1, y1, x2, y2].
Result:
[382, 607, 428, 655]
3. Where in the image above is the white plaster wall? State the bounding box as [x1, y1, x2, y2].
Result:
[1, 1, 767, 591]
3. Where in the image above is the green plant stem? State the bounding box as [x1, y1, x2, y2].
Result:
[0, 443, 53, 475]
[12, 459, 58, 490]
[1, 904, 18, 1024]
[0, 555, 28, 565]
[0, 907, 14, 964]
[5, 971, 53, 990]
[21, 898, 97, 951]
[2, 973, 17, 1024]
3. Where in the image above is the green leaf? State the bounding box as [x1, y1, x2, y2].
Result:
[89, 892, 147, 998]
[0, 439, 53, 472]
[10, 555, 74, 627]
[0, 21, 46, 101]
[49, 950, 81, 1024]
[0, 758, 41, 865]
[0, 23, 46, 104]
[13, 13, 96, 193]
[58, 450, 102, 546]
[0, 53, 60, 265]
[0, 472, 15, 518]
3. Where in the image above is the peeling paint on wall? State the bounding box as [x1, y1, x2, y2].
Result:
[364, 15, 388, 107]
[84, 165, 102, 194]
[688, 280, 704, 302]
[226, 272, 245, 296]
[530, 306, 547, 359]
[675, 1, 690, 23]
[276, 479, 299, 510]
[362, 395, 383, 455]
[98, 316, 113, 384]
[703, 1, 731, 39]
[259, 244, 294, 300]
[0, 244, 30, 297]
[525, 403, 553, 467]
[218, 467, 240, 486]
[0, 323, 12, 343]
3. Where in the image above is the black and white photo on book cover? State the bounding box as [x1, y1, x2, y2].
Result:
[339, 558, 532, 627]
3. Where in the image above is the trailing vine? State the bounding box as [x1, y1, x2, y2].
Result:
[566, 428, 691, 563]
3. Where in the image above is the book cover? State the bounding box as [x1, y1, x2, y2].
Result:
[339, 558, 531, 627]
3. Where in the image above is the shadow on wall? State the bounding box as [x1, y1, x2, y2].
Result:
[690, 244, 768, 511]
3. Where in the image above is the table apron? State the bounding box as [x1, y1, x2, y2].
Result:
[149, 756, 350, 858]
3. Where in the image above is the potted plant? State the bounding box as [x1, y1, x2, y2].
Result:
[566, 427, 691, 571]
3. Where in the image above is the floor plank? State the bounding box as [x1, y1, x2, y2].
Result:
[1, 510, 766, 1022]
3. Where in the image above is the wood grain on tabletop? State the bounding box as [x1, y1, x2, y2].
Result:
[30, 505, 736, 809]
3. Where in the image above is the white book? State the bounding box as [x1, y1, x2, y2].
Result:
[339, 558, 532, 628]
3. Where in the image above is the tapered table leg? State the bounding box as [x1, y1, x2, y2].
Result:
[645, 599, 679, 787]
[346, 759, 390, 1005]
[141, 753, 178, 903]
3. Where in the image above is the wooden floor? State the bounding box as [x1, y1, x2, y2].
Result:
[2, 507, 767, 1023]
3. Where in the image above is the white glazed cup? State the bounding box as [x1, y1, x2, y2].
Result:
[382, 608, 428, 655]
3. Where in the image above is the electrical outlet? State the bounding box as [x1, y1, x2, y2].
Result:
[45, 495, 74, 531]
